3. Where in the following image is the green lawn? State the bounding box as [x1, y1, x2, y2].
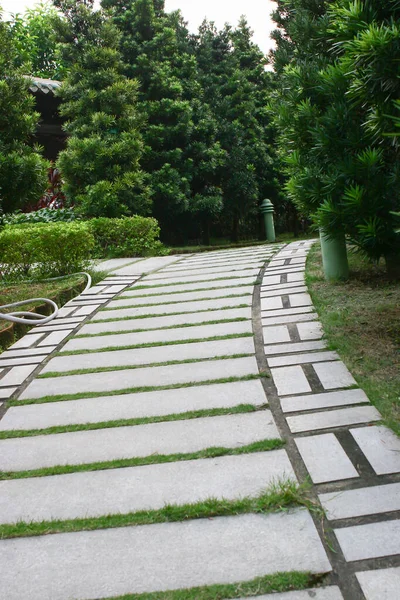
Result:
[307, 244, 400, 436]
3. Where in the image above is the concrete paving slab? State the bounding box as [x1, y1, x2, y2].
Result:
[74, 304, 102, 316]
[261, 307, 314, 318]
[288, 293, 312, 307]
[0, 347, 56, 359]
[271, 365, 311, 396]
[93, 295, 251, 321]
[0, 411, 279, 471]
[64, 320, 253, 352]
[20, 355, 259, 400]
[0, 387, 16, 399]
[262, 313, 318, 327]
[0, 379, 267, 430]
[287, 406, 381, 433]
[260, 297, 284, 310]
[320, 482, 400, 520]
[236, 588, 344, 600]
[42, 337, 255, 374]
[0, 365, 37, 387]
[287, 272, 305, 282]
[141, 269, 260, 286]
[297, 322, 324, 340]
[79, 307, 252, 336]
[335, 519, 400, 561]
[37, 330, 73, 347]
[295, 434, 359, 484]
[164, 259, 265, 272]
[111, 286, 254, 307]
[264, 341, 327, 356]
[8, 332, 45, 349]
[281, 389, 370, 413]
[126, 277, 257, 295]
[350, 426, 400, 475]
[151, 264, 261, 278]
[114, 255, 184, 275]
[0, 355, 44, 367]
[260, 276, 282, 286]
[263, 325, 291, 344]
[313, 362, 357, 390]
[268, 351, 339, 368]
[356, 567, 400, 600]
[93, 258, 143, 272]
[260, 284, 307, 295]
[0, 450, 294, 524]
[0, 510, 331, 600]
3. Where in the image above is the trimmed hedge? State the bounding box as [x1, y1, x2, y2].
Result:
[0, 222, 94, 279]
[88, 216, 165, 258]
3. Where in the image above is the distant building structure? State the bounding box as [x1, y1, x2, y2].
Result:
[29, 77, 66, 161]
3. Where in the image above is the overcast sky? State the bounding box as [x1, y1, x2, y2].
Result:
[1, 0, 277, 54]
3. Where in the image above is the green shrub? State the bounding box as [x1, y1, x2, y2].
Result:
[0, 222, 94, 279]
[88, 216, 165, 258]
[3, 208, 77, 225]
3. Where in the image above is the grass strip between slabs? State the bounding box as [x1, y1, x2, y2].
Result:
[0, 477, 321, 540]
[9, 374, 266, 406]
[102, 572, 325, 600]
[38, 353, 255, 379]
[75, 317, 250, 339]
[57, 333, 253, 356]
[0, 438, 284, 481]
[0, 404, 266, 439]
[101, 293, 252, 311]
[93, 304, 250, 323]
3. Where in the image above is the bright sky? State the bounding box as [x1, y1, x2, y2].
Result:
[1, 0, 277, 54]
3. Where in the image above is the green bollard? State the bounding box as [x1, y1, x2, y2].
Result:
[320, 229, 349, 281]
[260, 199, 276, 242]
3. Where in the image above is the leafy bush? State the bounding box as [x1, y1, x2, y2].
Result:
[88, 216, 165, 258]
[3, 208, 77, 225]
[0, 222, 94, 279]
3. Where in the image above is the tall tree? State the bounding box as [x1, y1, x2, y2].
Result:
[54, 0, 150, 218]
[0, 7, 48, 215]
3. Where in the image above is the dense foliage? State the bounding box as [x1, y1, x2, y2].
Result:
[88, 215, 165, 257]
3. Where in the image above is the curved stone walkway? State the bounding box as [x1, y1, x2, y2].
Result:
[0, 241, 398, 600]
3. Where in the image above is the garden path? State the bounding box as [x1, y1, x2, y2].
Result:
[0, 242, 399, 600]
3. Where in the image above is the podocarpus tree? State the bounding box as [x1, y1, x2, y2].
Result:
[54, 0, 151, 218]
[0, 8, 48, 215]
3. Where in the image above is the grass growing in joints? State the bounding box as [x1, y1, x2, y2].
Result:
[0, 477, 315, 540]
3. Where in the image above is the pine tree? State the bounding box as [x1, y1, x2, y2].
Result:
[54, 0, 150, 218]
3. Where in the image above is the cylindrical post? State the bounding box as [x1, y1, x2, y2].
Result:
[260, 199, 276, 242]
[320, 229, 349, 281]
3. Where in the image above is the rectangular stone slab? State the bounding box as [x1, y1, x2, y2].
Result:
[267, 351, 338, 368]
[109, 286, 254, 307]
[356, 567, 400, 600]
[287, 406, 381, 433]
[0, 510, 331, 600]
[42, 338, 255, 374]
[350, 426, 400, 475]
[319, 482, 400, 520]
[0, 365, 37, 387]
[271, 365, 311, 396]
[335, 519, 400, 561]
[153, 263, 263, 277]
[64, 320, 253, 352]
[0, 380, 267, 431]
[264, 341, 327, 356]
[297, 322, 324, 340]
[0, 411, 279, 471]
[79, 307, 252, 336]
[93, 295, 251, 321]
[262, 313, 318, 327]
[281, 389, 369, 413]
[295, 434, 359, 484]
[113, 255, 187, 275]
[141, 268, 260, 285]
[0, 450, 294, 524]
[20, 356, 259, 400]
[8, 332, 46, 349]
[127, 276, 257, 295]
[313, 362, 357, 390]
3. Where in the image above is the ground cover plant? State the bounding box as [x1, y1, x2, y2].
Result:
[307, 243, 400, 435]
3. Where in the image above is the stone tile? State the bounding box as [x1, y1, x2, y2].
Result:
[42, 338, 255, 374]
[74, 304, 102, 316]
[263, 325, 291, 344]
[0, 355, 45, 367]
[281, 389, 369, 413]
[320, 483, 400, 520]
[0, 380, 267, 430]
[0, 347, 56, 359]
[0, 387, 17, 399]
[287, 272, 305, 282]
[260, 275, 282, 286]
[261, 284, 307, 296]
[64, 320, 253, 352]
[93, 258, 143, 272]
[8, 332, 45, 349]
[260, 296, 284, 310]
[19, 356, 259, 399]
[295, 434, 359, 484]
[142, 269, 260, 285]
[166, 258, 265, 272]
[151, 264, 260, 278]
[114, 255, 184, 275]
[0, 365, 37, 387]
[236, 588, 344, 600]
[261, 307, 314, 318]
[0, 411, 279, 471]
[335, 519, 400, 561]
[92, 296, 251, 321]
[289, 293, 312, 307]
[0, 450, 294, 524]
[37, 330, 73, 347]
[126, 277, 257, 295]
[264, 341, 327, 356]
[356, 567, 400, 600]
[268, 351, 339, 368]
[56, 306, 78, 318]
[350, 426, 400, 475]
[271, 365, 312, 396]
[287, 406, 381, 433]
[103, 285, 128, 294]
[80, 307, 252, 336]
[111, 286, 254, 308]
[81, 285, 109, 295]
[262, 313, 318, 327]
[297, 321, 324, 340]
[313, 361, 357, 389]
[0, 510, 331, 600]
